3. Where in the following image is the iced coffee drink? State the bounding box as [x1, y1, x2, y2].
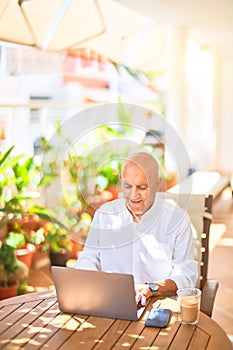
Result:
[177, 288, 201, 325]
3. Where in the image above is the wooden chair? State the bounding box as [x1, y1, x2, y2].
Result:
[158, 192, 219, 317]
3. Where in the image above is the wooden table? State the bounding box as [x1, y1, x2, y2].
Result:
[0, 290, 232, 350]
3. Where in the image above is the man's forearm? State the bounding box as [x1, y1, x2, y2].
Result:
[156, 279, 178, 297]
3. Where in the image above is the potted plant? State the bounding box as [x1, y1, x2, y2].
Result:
[69, 212, 92, 259]
[43, 223, 72, 267]
[5, 231, 36, 268]
[96, 158, 122, 201]
[0, 144, 69, 238]
[0, 242, 19, 300]
[0, 145, 67, 229]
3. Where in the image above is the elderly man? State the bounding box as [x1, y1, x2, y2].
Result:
[75, 152, 197, 304]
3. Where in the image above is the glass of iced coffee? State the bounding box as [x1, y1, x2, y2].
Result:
[177, 288, 202, 326]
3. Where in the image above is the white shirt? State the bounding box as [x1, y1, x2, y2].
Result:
[75, 195, 198, 289]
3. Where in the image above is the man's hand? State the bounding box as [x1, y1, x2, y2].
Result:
[135, 279, 177, 305]
[135, 283, 151, 305]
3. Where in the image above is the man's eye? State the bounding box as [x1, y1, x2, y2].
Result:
[138, 186, 148, 190]
[123, 184, 131, 189]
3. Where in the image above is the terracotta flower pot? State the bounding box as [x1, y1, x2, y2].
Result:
[15, 243, 36, 268]
[0, 280, 18, 300]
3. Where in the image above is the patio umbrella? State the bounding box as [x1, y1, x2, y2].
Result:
[0, 0, 163, 70]
[72, 19, 164, 70]
[0, 0, 105, 50]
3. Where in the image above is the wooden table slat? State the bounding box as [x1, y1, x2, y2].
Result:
[150, 314, 181, 349]
[24, 314, 87, 350]
[1, 299, 57, 349]
[93, 319, 131, 350]
[28, 313, 74, 349]
[112, 319, 147, 349]
[0, 303, 22, 323]
[0, 290, 56, 306]
[41, 313, 92, 349]
[188, 328, 210, 350]
[168, 324, 196, 350]
[59, 315, 116, 350]
[23, 301, 67, 350]
[130, 324, 160, 349]
[1, 299, 45, 325]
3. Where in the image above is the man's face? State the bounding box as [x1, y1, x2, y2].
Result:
[120, 162, 159, 218]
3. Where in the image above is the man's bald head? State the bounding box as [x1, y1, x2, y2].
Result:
[122, 152, 159, 186]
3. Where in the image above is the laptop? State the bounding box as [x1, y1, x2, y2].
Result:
[51, 266, 146, 321]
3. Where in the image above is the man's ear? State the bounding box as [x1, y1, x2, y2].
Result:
[157, 177, 164, 191]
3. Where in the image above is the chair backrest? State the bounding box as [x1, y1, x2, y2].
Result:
[157, 192, 213, 290]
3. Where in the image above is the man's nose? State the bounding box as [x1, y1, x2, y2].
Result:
[130, 186, 139, 198]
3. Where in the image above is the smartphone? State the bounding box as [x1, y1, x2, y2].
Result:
[145, 308, 171, 328]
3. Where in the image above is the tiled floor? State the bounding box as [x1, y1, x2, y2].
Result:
[27, 187, 233, 344]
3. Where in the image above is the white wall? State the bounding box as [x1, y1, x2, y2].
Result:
[216, 57, 233, 173]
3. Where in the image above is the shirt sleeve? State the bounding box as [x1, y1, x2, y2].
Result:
[74, 212, 101, 271]
[167, 212, 198, 289]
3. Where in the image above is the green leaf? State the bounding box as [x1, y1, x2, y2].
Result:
[38, 173, 59, 187]
[0, 243, 18, 274]
[5, 232, 26, 249]
[116, 96, 131, 125]
[0, 145, 14, 165]
[0, 154, 25, 175]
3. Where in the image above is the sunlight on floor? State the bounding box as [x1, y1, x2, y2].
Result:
[228, 334, 233, 344]
[209, 223, 226, 251]
[217, 238, 233, 246]
[221, 187, 233, 200]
